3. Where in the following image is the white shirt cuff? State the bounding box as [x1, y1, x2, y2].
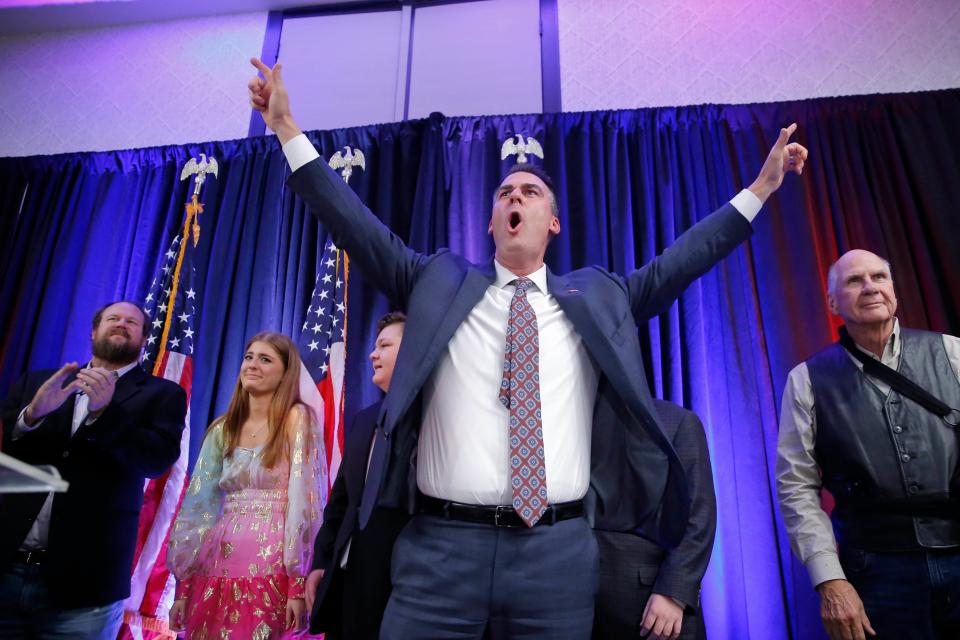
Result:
[282, 134, 320, 173]
[13, 407, 43, 440]
[806, 550, 847, 588]
[729, 189, 762, 223]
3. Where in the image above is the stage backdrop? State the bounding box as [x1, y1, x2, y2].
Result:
[2, 88, 958, 640]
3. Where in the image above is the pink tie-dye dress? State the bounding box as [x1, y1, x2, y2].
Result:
[168, 406, 325, 639]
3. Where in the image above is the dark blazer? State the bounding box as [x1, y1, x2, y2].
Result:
[288, 158, 751, 545]
[594, 400, 717, 639]
[0, 365, 187, 608]
[309, 401, 410, 637]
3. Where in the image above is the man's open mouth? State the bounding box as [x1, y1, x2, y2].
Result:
[509, 212, 522, 230]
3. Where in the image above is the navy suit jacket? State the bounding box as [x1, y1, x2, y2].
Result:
[0, 365, 187, 608]
[288, 158, 752, 546]
[309, 401, 409, 636]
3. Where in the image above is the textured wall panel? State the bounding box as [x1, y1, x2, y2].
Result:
[0, 12, 266, 157]
[407, 0, 542, 119]
[279, 10, 405, 132]
[558, 0, 960, 111]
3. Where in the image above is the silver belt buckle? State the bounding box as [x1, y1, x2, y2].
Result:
[494, 505, 513, 528]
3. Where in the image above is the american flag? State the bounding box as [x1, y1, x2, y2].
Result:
[297, 238, 348, 491]
[118, 230, 198, 640]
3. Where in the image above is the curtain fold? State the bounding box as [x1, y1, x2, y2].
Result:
[2, 88, 958, 639]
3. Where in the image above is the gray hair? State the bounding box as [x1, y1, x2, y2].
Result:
[826, 254, 892, 297]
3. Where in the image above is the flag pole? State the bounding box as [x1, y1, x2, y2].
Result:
[152, 195, 201, 375]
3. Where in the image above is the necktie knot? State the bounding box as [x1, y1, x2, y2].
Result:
[511, 277, 534, 296]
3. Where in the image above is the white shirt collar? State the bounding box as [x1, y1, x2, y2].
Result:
[493, 260, 549, 294]
[851, 317, 900, 365]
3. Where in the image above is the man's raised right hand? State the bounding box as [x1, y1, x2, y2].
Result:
[248, 57, 302, 144]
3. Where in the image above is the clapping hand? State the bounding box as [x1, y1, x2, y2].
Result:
[25, 363, 81, 425]
[75, 367, 118, 414]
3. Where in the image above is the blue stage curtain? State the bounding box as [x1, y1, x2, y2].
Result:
[1, 88, 958, 639]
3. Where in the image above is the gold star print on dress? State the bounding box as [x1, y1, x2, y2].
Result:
[167, 408, 324, 638]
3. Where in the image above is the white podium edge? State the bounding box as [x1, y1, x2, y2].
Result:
[0, 450, 69, 493]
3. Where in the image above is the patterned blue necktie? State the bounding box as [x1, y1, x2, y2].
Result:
[498, 277, 548, 527]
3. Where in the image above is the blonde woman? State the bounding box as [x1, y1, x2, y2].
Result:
[167, 332, 324, 638]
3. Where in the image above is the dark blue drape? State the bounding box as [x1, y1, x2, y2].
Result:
[2, 88, 958, 639]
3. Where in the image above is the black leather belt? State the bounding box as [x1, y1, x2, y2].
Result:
[419, 495, 584, 528]
[14, 549, 47, 566]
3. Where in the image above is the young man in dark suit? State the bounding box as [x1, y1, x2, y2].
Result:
[594, 400, 716, 640]
[306, 311, 410, 639]
[0, 301, 187, 639]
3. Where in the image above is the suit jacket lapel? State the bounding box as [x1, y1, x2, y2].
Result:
[380, 259, 496, 433]
[548, 269, 622, 380]
[51, 387, 78, 443]
[110, 365, 145, 406]
[355, 402, 381, 471]
[548, 269, 656, 430]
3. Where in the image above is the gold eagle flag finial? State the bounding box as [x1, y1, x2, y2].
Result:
[329, 145, 366, 184]
[500, 134, 544, 164]
[179, 154, 218, 247]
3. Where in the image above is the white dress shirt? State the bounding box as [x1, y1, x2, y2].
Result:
[16, 360, 138, 550]
[282, 134, 762, 507]
[776, 320, 960, 587]
[418, 261, 599, 504]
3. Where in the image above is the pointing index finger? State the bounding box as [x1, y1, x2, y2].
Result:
[776, 122, 798, 147]
[250, 57, 272, 77]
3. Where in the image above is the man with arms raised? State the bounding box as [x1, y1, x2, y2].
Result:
[249, 58, 806, 639]
[777, 250, 960, 640]
[0, 301, 187, 639]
